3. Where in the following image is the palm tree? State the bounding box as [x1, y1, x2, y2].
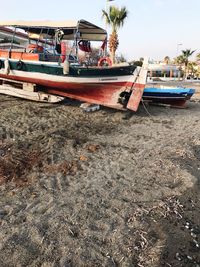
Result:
[181, 49, 195, 78]
[102, 5, 128, 64]
[174, 55, 185, 65]
[174, 55, 185, 80]
[187, 62, 197, 78]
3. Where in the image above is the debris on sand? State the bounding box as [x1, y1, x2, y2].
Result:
[80, 102, 100, 112]
[0, 142, 42, 186]
[44, 160, 79, 175]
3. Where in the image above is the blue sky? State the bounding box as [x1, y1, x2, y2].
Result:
[1, 0, 200, 61]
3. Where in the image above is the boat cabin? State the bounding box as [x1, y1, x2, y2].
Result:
[0, 20, 107, 64]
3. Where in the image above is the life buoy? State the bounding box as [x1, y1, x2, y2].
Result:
[98, 57, 112, 67]
[17, 60, 24, 70]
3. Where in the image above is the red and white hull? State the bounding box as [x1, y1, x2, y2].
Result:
[0, 58, 148, 110]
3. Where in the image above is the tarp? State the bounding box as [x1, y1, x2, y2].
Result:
[0, 19, 107, 41]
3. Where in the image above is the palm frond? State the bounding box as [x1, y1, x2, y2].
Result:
[102, 5, 128, 31]
[102, 9, 111, 25]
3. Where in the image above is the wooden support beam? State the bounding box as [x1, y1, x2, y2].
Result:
[0, 83, 64, 103]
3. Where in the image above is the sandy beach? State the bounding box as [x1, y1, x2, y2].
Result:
[0, 83, 200, 267]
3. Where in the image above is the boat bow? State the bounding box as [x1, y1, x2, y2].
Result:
[127, 59, 149, 111]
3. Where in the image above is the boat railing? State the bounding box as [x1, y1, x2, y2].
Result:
[0, 47, 79, 64]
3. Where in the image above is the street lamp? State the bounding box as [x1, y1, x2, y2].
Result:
[176, 43, 182, 57]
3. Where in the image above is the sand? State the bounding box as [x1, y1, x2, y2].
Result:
[0, 84, 200, 267]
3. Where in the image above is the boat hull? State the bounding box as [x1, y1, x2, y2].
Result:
[0, 58, 146, 110]
[143, 87, 195, 107]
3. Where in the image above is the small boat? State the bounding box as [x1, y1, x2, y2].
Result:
[0, 20, 148, 111]
[143, 86, 195, 107]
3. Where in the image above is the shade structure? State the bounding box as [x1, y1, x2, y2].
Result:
[0, 19, 107, 41]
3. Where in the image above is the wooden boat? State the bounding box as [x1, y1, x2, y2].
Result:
[0, 20, 148, 110]
[143, 86, 195, 107]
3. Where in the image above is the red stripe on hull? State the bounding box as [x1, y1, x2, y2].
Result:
[0, 74, 146, 110]
[46, 87, 125, 109]
[0, 74, 132, 88]
[0, 73, 133, 109]
[0, 73, 132, 89]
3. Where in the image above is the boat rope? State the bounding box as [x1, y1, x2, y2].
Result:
[141, 98, 153, 117]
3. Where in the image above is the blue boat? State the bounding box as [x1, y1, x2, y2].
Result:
[143, 86, 195, 107]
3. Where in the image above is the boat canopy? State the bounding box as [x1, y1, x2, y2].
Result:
[0, 19, 107, 41]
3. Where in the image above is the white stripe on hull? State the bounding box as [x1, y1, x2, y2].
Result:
[0, 59, 140, 86]
[0, 69, 137, 85]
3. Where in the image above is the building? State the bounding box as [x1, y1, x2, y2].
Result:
[147, 62, 184, 82]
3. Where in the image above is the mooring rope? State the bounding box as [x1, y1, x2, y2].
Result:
[141, 98, 153, 118]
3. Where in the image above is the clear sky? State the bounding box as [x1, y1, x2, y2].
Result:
[1, 0, 200, 61]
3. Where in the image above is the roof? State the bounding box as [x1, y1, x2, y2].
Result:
[0, 19, 107, 41]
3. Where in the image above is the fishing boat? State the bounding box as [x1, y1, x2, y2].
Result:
[0, 20, 148, 110]
[143, 86, 195, 107]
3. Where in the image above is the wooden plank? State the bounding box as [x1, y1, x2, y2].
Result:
[1, 78, 36, 90]
[22, 82, 36, 92]
[0, 85, 64, 103]
[127, 59, 149, 111]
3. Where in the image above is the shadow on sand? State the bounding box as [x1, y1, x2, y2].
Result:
[157, 144, 200, 267]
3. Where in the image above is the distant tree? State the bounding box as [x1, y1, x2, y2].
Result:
[129, 59, 143, 67]
[174, 55, 185, 65]
[187, 62, 197, 77]
[102, 5, 128, 64]
[196, 53, 200, 61]
[173, 55, 185, 80]
[134, 61, 143, 66]
[181, 49, 195, 78]
[116, 53, 127, 63]
[164, 56, 170, 64]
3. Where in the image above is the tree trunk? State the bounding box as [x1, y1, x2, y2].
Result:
[108, 31, 118, 65]
[184, 63, 188, 80]
[111, 49, 115, 65]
